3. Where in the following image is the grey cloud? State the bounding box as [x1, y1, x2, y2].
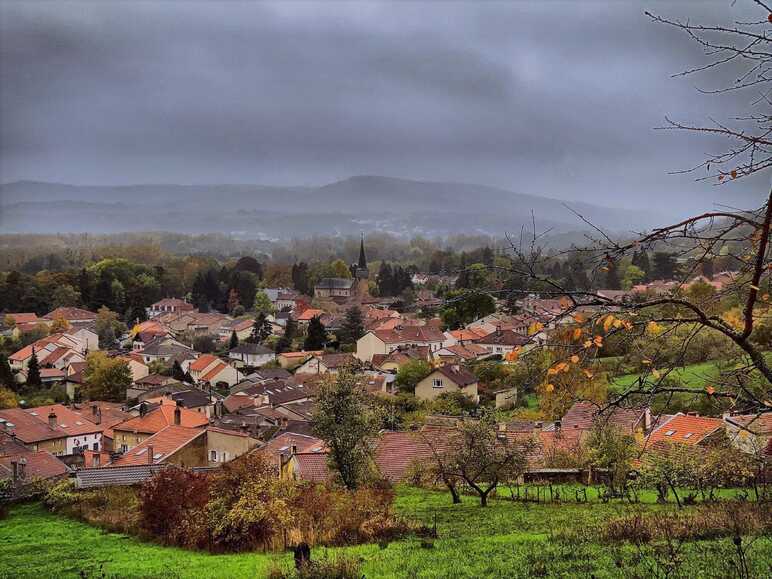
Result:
[0, 0, 767, 216]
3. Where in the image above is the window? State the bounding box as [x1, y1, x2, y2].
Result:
[222, 451, 229, 462]
[432, 378, 444, 389]
[92, 442, 98, 451]
[683, 433, 693, 439]
[121, 444, 128, 452]
[210, 450, 218, 462]
[664, 430, 675, 437]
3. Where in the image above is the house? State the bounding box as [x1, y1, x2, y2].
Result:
[217, 318, 254, 344]
[355, 326, 448, 362]
[723, 412, 772, 457]
[0, 409, 68, 456]
[23, 404, 104, 454]
[109, 425, 208, 468]
[9, 332, 89, 372]
[144, 388, 220, 418]
[295, 353, 358, 375]
[147, 298, 195, 318]
[295, 308, 326, 326]
[0, 432, 69, 490]
[374, 430, 439, 482]
[223, 380, 313, 412]
[283, 452, 331, 482]
[277, 350, 323, 369]
[371, 346, 431, 372]
[647, 412, 724, 448]
[314, 278, 355, 299]
[474, 329, 530, 356]
[188, 354, 241, 387]
[42, 307, 98, 326]
[112, 400, 209, 452]
[70, 402, 133, 452]
[117, 353, 149, 382]
[561, 401, 651, 439]
[135, 335, 195, 367]
[206, 426, 260, 465]
[228, 343, 276, 367]
[415, 364, 479, 403]
[433, 343, 489, 365]
[257, 431, 326, 474]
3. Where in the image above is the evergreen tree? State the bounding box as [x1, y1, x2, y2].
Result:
[481, 246, 495, 266]
[377, 262, 394, 296]
[171, 360, 186, 381]
[0, 354, 16, 392]
[183, 371, 194, 383]
[339, 306, 365, 345]
[702, 259, 715, 280]
[229, 330, 239, 349]
[456, 253, 470, 289]
[291, 262, 310, 295]
[604, 260, 622, 290]
[275, 317, 297, 354]
[304, 316, 328, 350]
[249, 312, 273, 344]
[26, 350, 42, 388]
[652, 252, 677, 280]
[632, 250, 651, 281]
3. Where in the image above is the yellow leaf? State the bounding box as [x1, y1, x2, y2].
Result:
[570, 355, 580, 364]
[642, 358, 652, 365]
[583, 340, 593, 349]
[652, 369, 661, 379]
[646, 321, 661, 335]
[603, 315, 615, 332]
[545, 383, 555, 393]
[583, 369, 593, 379]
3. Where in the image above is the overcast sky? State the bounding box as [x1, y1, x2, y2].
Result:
[0, 0, 768, 214]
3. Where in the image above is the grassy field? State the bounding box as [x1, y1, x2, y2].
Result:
[1, 486, 769, 578]
[610, 359, 726, 393]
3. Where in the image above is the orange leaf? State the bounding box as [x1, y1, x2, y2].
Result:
[731, 170, 737, 179]
[570, 355, 580, 364]
[593, 335, 603, 347]
[706, 385, 716, 395]
[572, 328, 583, 340]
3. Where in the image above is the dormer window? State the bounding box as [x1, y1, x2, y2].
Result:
[665, 430, 675, 436]
[683, 433, 693, 439]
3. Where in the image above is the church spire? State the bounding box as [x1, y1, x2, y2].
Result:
[358, 232, 367, 269]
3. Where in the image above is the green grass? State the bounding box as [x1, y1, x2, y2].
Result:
[1, 486, 770, 578]
[609, 352, 772, 394]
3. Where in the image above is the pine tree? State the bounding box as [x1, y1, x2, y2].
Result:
[0, 354, 16, 392]
[275, 317, 297, 354]
[377, 262, 394, 296]
[249, 312, 273, 344]
[171, 360, 186, 381]
[456, 253, 470, 289]
[26, 350, 42, 388]
[304, 316, 328, 350]
[229, 330, 239, 349]
[339, 306, 365, 345]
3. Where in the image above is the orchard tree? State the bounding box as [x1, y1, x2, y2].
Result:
[83, 352, 132, 402]
[312, 368, 379, 490]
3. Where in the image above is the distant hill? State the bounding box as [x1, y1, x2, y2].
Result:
[0, 176, 664, 239]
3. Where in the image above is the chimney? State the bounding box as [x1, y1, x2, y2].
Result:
[291, 444, 298, 455]
[534, 421, 543, 430]
[139, 402, 148, 418]
[92, 404, 101, 425]
[48, 412, 57, 429]
[147, 445, 154, 465]
[174, 405, 181, 426]
[554, 420, 562, 431]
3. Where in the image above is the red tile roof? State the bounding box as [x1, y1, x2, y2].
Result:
[374, 431, 438, 482]
[561, 401, 647, 433]
[4, 313, 38, 325]
[201, 361, 229, 382]
[189, 354, 219, 372]
[296, 308, 325, 322]
[0, 408, 68, 443]
[0, 451, 69, 481]
[109, 425, 206, 466]
[114, 401, 209, 434]
[42, 307, 97, 321]
[25, 404, 102, 437]
[647, 413, 723, 446]
[293, 452, 331, 482]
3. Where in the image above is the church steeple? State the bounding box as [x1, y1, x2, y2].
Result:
[358, 232, 367, 269]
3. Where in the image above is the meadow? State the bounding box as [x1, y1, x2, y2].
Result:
[1, 486, 769, 578]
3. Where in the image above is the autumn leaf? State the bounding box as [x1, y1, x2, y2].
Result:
[570, 355, 580, 364]
[573, 313, 587, 324]
[731, 169, 737, 179]
[583, 340, 593, 349]
[545, 383, 555, 393]
[652, 368, 661, 379]
[593, 335, 603, 347]
[572, 328, 583, 341]
[603, 315, 615, 332]
[642, 358, 652, 365]
[583, 369, 593, 379]
[706, 385, 716, 395]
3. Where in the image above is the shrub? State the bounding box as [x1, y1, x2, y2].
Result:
[139, 467, 210, 546]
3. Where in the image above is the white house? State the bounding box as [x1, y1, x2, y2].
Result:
[228, 343, 276, 367]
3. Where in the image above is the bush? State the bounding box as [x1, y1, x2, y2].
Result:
[139, 467, 210, 546]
